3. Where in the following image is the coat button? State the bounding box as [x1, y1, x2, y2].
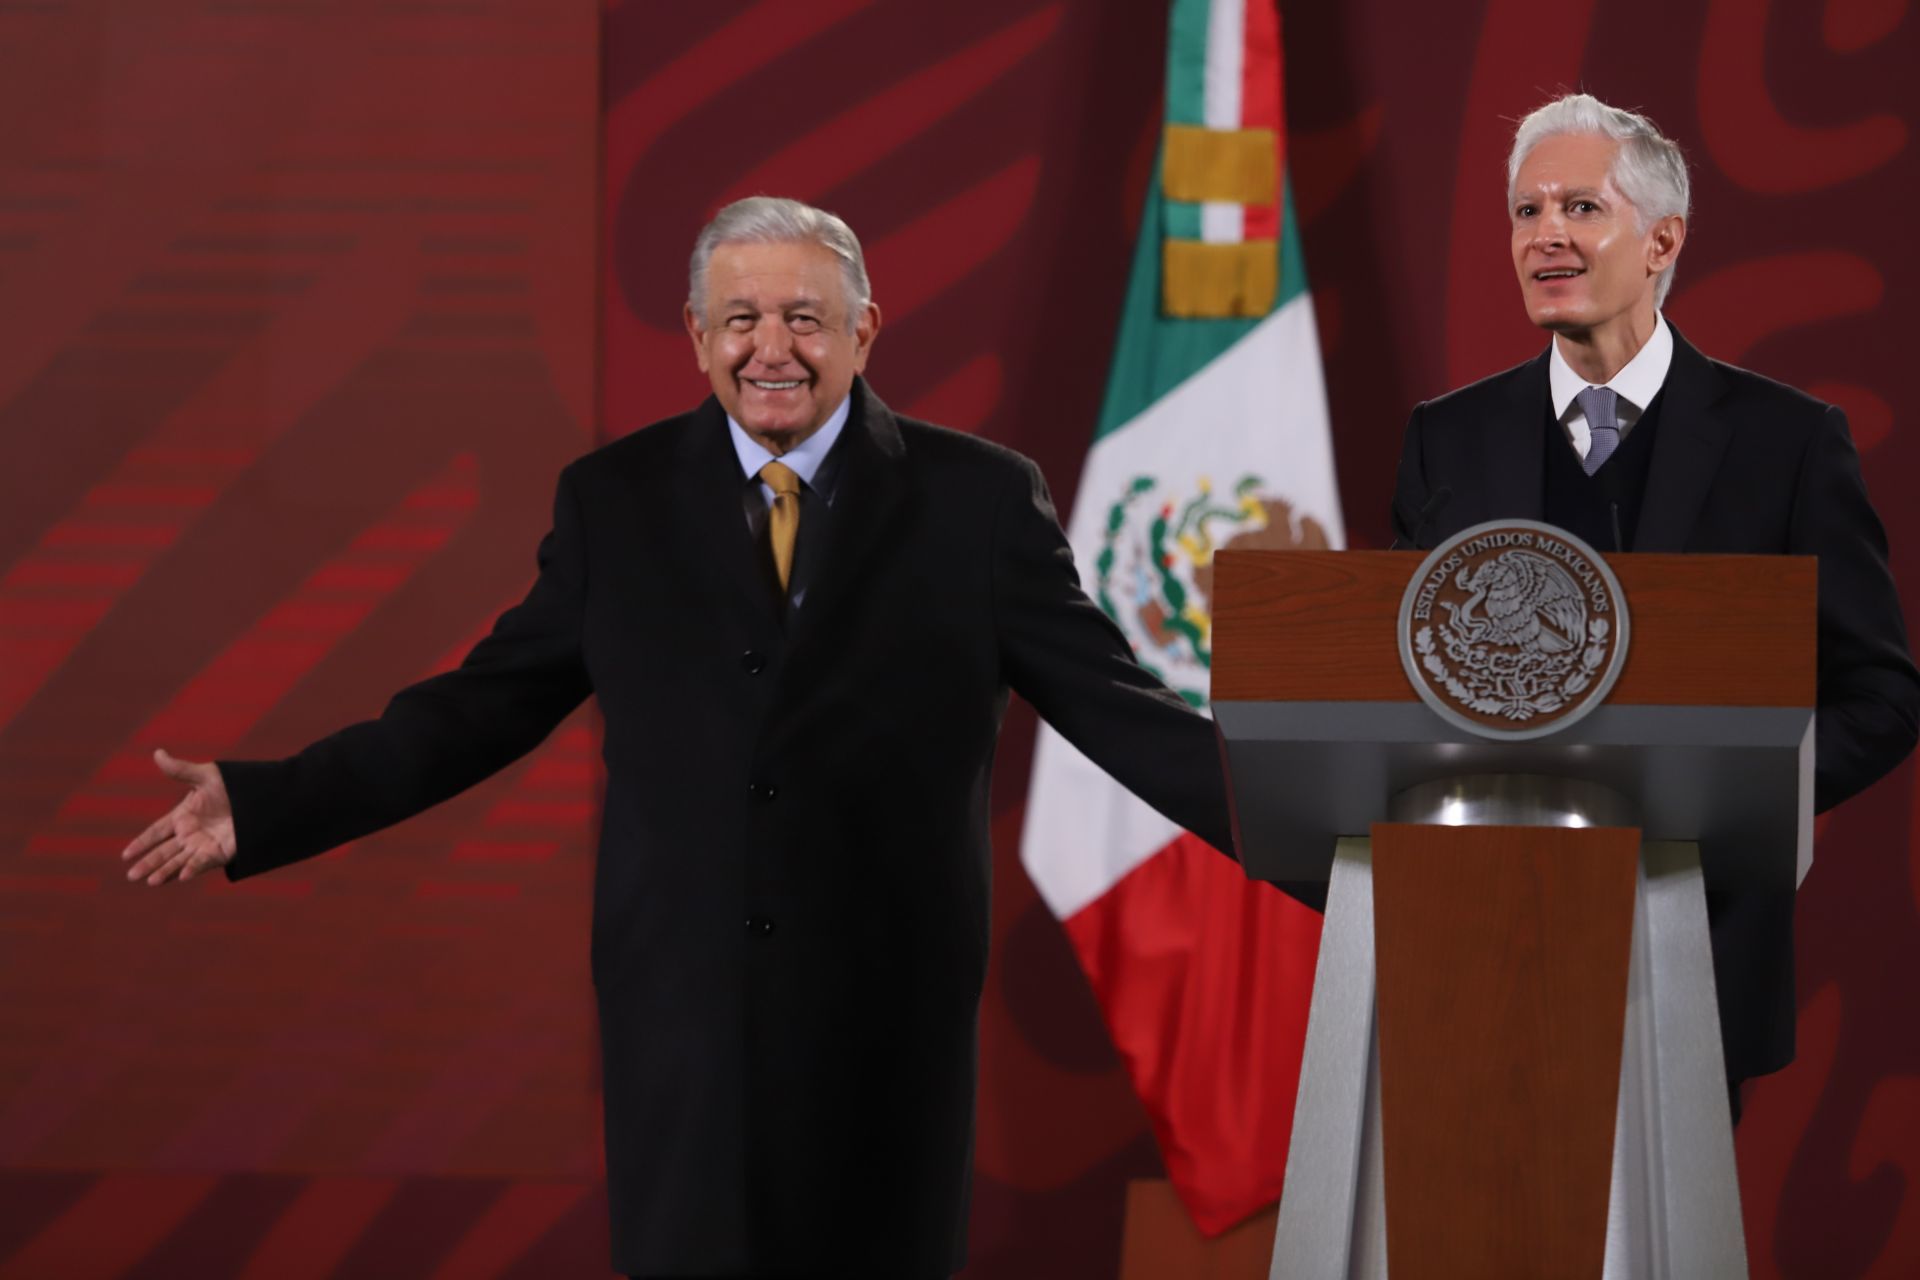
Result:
[748, 780, 777, 802]
[746, 916, 776, 937]
[741, 650, 766, 675]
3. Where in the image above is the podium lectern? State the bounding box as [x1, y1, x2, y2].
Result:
[1210, 547, 1815, 1280]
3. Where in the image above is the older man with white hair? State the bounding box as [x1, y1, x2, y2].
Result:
[121, 197, 1236, 1277]
[1391, 93, 1920, 1107]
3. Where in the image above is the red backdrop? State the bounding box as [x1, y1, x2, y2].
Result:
[3, 0, 1918, 1276]
[0, 2, 611, 1276]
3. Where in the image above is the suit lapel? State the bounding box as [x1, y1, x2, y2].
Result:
[665, 397, 782, 634]
[1633, 325, 1733, 552]
[785, 379, 910, 657]
[1480, 350, 1550, 524]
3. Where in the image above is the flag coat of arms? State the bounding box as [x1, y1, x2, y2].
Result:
[1018, 0, 1343, 1236]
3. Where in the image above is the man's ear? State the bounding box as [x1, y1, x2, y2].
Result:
[1648, 215, 1685, 277]
[684, 302, 710, 372]
[851, 302, 882, 373]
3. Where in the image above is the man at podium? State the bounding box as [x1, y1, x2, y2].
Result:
[1389, 92, 1920, 1104]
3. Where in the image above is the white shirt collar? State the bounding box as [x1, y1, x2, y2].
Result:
[727, 394, 851, 493]
[1549, 313, 1673, 420]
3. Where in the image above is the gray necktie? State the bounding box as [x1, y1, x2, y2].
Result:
[1576, 385, 1621, 476]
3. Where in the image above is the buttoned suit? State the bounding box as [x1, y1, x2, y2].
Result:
[220, 379, 1234, 1277]
[1391, 325, 1920, 1085]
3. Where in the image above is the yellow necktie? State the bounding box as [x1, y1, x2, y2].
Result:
[759, 460, 801, 592]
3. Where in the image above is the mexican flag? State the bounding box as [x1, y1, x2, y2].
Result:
[1018, 0, 1343, 1236]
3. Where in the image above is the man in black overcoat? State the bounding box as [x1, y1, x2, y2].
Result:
[1390, 94, 1920, 1104]
[123, 197, 1235, 1277]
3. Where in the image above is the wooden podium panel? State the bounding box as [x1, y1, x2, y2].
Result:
[1370, 821, 1640, 1279]
[1211, 550, 1815, 707]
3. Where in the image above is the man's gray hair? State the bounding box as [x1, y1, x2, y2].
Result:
[1507, 93, 1691, 307]
[688, 196, 873, 328]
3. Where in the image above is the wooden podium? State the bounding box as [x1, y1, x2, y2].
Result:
[1210, 549, 1815, 1280]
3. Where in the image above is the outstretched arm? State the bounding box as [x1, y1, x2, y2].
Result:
[991, 457, 1235, 857]
[121, 749, 236, 885]
[120, 465, 595, 883]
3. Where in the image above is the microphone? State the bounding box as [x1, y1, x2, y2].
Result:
[1393, 485, 1454, 550]
[1594, 449, 1627, 552]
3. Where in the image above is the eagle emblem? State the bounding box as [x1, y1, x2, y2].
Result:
[1095, 474, 1331, 708]
[1443, 551, 1587, 654]
[1399, 521, 1629, 740]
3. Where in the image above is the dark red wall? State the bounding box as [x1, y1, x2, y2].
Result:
[0, 2, 610, 1275]
[2, 0, 1916, 1276]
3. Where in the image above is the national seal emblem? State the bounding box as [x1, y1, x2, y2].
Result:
[1397, 519, 1631, 740]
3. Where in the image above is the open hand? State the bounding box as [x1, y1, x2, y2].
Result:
[122, 749, 237, 886]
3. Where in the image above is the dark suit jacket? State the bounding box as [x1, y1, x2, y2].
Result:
[1391, 326, 1920, 1081]
[220, 379, 1233, 1278]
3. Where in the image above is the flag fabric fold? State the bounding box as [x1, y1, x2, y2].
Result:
[1017, 0, 1343, 1236]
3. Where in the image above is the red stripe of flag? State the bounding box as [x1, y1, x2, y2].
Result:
[1239, 0, 1284, 242]
[1063, 832, 1321, 1234]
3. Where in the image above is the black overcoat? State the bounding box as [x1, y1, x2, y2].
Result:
[1390, 326, 1920, 1085]
[221, 380, 1234, 1277]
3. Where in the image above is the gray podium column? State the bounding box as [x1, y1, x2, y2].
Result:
[1603, 841, 1748, 1278]
[1269, 837, 1384, 1280]
[1267, 781, 1748, 1279]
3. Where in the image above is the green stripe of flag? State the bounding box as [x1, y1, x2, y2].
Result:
[1095, 153, 1311, 441]
[1163, 0, 1213, 126]
[1163, 198, 1201, 241]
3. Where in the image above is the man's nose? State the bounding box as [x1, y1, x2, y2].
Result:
[753, 318, 792, 363]
[1534, 208, 1568, 249]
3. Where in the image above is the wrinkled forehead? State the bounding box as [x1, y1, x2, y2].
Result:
[703, 240, 849, 308]
[1512, 132, 1623, 198]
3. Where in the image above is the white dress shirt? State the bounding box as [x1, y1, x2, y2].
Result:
[726, 395, 851, 609]
[1548, 314, 1673, 460]
[727, 394, 851, 508]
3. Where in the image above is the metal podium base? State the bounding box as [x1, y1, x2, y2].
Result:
[1268, 775, 1748, 1279]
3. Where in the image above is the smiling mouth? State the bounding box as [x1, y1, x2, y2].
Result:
[746, 378, 805, 391]
[1534, 268, 1585, 281]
